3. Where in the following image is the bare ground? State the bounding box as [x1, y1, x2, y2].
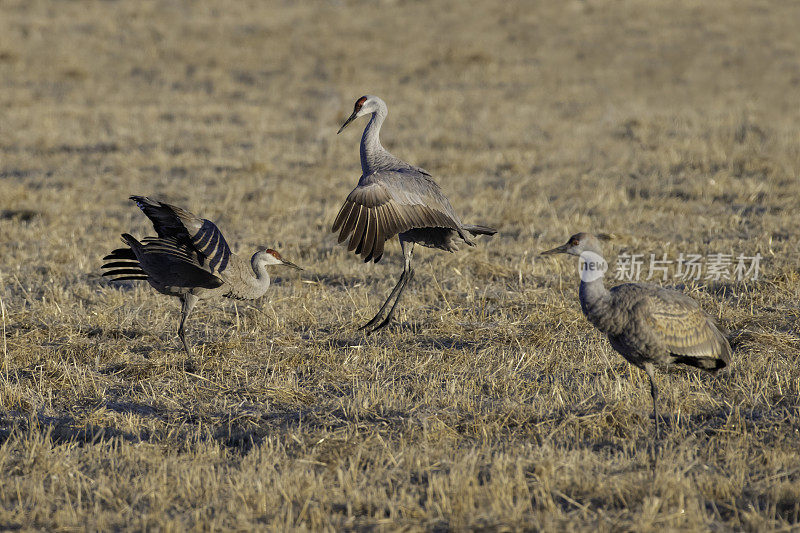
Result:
[0, 0, 799, 530]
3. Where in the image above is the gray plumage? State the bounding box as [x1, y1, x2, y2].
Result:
[333, 95, 496, 332]
[102, 196, 301, 364]
[541, 233, 731, 443]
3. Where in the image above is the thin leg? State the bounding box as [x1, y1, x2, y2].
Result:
[359, 239, 414, 333]
[644, 363, 660, 459]
[178, 294, 198, 369]
[372, 268, 415, 331]
[359, 269, 409, 331]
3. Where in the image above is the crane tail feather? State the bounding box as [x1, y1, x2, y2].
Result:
[463, 224, 497, 236]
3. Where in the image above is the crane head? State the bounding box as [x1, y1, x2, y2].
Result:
[256, 248, 303, 270]
[337, 95, 384, 134]
[540, 233, 606, 257]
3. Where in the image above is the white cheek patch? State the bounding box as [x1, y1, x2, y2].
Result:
[579, 251, 607, 282]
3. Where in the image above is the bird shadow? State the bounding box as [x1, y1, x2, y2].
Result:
[0, 412, 143, 447]
[86, 326, 149, 340]
[221, 406, 411, 450]
[414, 335, 477, 351]
[314, 336, 370, 349]
[93, 278, 140, 291]
[306, 273, 367, 288]
[104, 401, 160, 418]
[692, 281, 738, 299]
[326, 325, 479, 352]
[0, 209, 41, 222]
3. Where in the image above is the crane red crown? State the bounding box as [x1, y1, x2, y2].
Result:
[354, 96, 367, 111]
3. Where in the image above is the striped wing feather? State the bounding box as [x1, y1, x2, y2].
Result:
[101, 234, 223, 289]
[101, 246, 149, 280]
[136, 237, 224, 289]
[130, 195, 232, 274]
[331, 170, 461, 263]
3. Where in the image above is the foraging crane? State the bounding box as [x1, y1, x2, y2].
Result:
[333, 95, 496, 332]
[102, 196, 301, 364]
[541, 233, 730, 443]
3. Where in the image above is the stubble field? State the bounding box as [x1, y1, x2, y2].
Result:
[1, 0, 799, 530]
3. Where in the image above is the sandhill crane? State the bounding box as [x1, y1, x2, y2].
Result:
[541, 233, 730, 446]
[102, 196, 301, 366]
[333, 95, 496, 332]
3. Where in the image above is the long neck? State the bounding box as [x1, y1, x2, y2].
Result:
[250, 254, 271, 286]
[578, 258, 613, 332]
[579, 278, 611, 320]
[360, 108, 388, 174]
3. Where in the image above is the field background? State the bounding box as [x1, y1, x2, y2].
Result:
[1, 0, 799, 530]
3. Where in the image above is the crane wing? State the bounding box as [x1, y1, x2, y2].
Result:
[102, 234, 223, 289]
[640, 290, 731, 370]
[331, 170, 461, 263]
[130, 196, 232, 274]
[137, 237, 224, 289]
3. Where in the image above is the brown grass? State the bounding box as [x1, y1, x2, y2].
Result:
[1, 0, 799, 529]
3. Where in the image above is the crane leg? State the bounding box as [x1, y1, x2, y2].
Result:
[359, 268, 409, 331]
[360, 240, 414, 333]
[372, 269, 415, 331]
[644, 363, 660, 457]
[178, 294, 198, 370]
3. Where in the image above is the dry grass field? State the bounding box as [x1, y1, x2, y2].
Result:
[1, 0, 799, 529]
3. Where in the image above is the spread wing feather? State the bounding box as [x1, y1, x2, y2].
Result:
[102, 246, 148, 281]
[331, 170, 463, 263]
[332, 202, 354, 239]
[350, 207, 369, 252]
[136, 237, 224, 289]
[339, 204, 361, 244]
[102, 233, 223, 290]
[130, 195, 231, 275]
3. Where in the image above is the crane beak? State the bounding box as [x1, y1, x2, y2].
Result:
[281, 259, 303, 270]
[540, 243, 569, 256]
[337, 112, 358, 134]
